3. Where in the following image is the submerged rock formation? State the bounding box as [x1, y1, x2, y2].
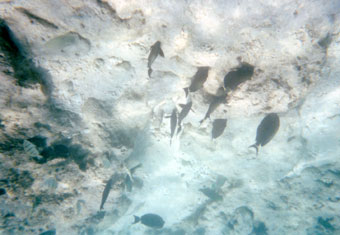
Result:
[0, 0, 340, 234]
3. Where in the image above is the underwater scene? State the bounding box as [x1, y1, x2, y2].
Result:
[0, 0, 340, 234]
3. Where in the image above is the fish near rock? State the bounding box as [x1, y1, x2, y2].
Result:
[148, 41, 164, 78]
[200, 92, 227, 124]
[133, 213, 165, 229]
[184, 66, 210, 96]
[23, 140, 44, 162]
[212, 119, 227, 139]
[224, 63, 254, 91]
[250, 113, 280, 155]
[177, 98, 193, 134]
[100, 174, 120, 210]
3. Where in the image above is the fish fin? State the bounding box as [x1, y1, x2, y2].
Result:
[191, 108, 195, 113]
[164, 115, 171, 118]
[179, 104, 186, 108]
[100, 203, 104, 210]
[183, 88, 189, 97]
[148, 68, 152, 78]
[133, 215, 140, 224]
[159, 48, 164, 57]
[130, 163, 142, 174]
[249, 144, 259, 156]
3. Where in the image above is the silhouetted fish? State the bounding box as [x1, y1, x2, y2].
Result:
[170, 108, 177, 145]
[212, 119, 227, 139]
[224, 63, 254, 91]
[200, 93, 227, 124]
[249, 113, 280, 155]
[148, 41, 164, 77]
[177, 99, 193, 134]
[184, 66, 210, 96]
[133, 213, 165, 228]
[100, 176, 115, 210]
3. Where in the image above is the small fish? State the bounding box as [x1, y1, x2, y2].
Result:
[100, 176, 115, 210]
[148, 41, 164, 78]
[200, 93, 227, 124]
[249, 113, 280, 155]
[200, 187, 223, 201]
[184, 66, 210, 96]
[133, 213, 165, 229]
[170, 108, 177, 145]
[23, 140, 43, 161]
[224, 63, 254, 91]
[211, 119, 227, 139]
[177, 99, 193, 134]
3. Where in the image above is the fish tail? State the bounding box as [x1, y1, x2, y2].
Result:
[100, 203, 104, 210]
[199, 117, 206, 125]
[183, 88, 189, 97]
[133, 215, 140, 224]
[177, 124, 182, 135]
[148, 68, 152, 78]
[249, 144, 259, 156]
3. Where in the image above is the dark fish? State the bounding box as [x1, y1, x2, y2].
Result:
[224, 63, 254, 91]
[211, 119, 227, 139]
[170, 108, 177, 145]
[100, 176, 114, 210]
[133, 213, 165, 229]
[148, 41, 164, 78]
[184, 66, 210, 96]
[249, 113, 280, 155]
[177, 99, 193, 134]
[200, 93, 227, 124]
[199, 187, 223, 201]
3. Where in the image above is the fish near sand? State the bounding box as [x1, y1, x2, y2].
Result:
[212, 119, 227, 139]
[148, 41, 164, 78]
[224, 63, 254, 91]
[249, 113, 280, 155]
[177, 98, 193, 134]
[184, 66, 210, 96]
[200, 93, 227, 124]
[133, 213, 165, 229]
